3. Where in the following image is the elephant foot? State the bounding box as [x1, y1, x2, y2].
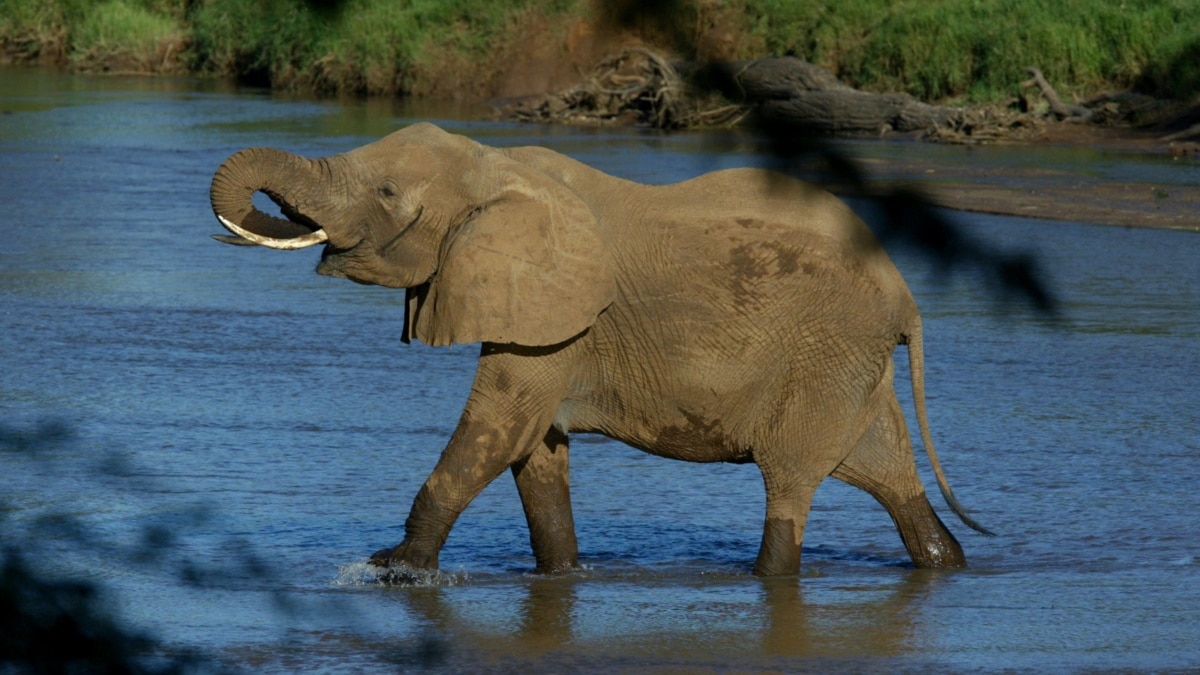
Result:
[894, 496, 967, 569]
[368, 543, 449, 585]
[369, 541, 439, 570]
[753, 517, 804, 577]
[529, 538, 580, 575]
[531, 558, 580, 575]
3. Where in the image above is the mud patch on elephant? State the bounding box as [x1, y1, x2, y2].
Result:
[755, 517, 802, 576]
[731, 241, 803, 277]
[652, 409, 749, 463]
[727, 241, 807, 303]
[493, 369, 514, 394]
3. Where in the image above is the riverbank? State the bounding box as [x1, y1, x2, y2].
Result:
[1, 66, 1195, 232]
[4, 0, 1200, 105]
[484, 48, 1198, 231]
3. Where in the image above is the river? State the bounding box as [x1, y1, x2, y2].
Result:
[1, 68, 1198, 672]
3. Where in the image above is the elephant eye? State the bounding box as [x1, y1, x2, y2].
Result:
[378, 185, 396, 197]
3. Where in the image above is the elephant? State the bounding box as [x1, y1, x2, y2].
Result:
[209, 122, 992, 577]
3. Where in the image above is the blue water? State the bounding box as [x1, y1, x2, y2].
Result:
[2, 68, 1199, 672]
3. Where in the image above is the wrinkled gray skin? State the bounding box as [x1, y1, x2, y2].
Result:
[210, 123, 991, 577]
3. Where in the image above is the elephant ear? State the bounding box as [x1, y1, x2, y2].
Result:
[406, 158, 616, 347]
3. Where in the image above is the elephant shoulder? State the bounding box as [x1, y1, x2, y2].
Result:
[500, 146, 633, 198]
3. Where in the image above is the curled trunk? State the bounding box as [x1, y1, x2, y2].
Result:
[210, 147, 328, 246]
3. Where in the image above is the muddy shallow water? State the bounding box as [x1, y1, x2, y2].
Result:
[2, 68, 1199, 672]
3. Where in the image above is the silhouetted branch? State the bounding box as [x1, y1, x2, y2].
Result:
[2, 419, 451, 671]
[598, 0, 1060, 315]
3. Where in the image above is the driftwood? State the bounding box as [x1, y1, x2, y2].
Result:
[500, 48, 745, 129]
[501, 52, 962, 134]
[504, 51, 1187, 145]
[921, 105, 1044, 144]
[1023, 67, 1093, 121]
[713, 57, 960, 134]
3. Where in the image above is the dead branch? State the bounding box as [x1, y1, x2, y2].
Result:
[1023, 67, 1093, 121]
[922, 105, 1044, 144]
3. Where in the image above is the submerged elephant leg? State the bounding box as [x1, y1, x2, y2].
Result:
[753, 391, 864, 576]
[754, 466, 820, 577]
[371, 342, 576, 570]
[833, 393, 966, 569]
[511, 427, 578, 573]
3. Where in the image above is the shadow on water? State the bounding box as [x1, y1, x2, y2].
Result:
[0, 420, 205, 673]
[0, 419, 452, 672]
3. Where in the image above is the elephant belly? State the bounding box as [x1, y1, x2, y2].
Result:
[555, 379, 759, 464]
[559, 311, 890, 467]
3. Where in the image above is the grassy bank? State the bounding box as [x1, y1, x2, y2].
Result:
[737, 0, 1200, 102]
[2, 0, 1199, 104]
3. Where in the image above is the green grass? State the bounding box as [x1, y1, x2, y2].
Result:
[739, 0, 1200, 102]
[0, 0, 68, 59]
[188, 0, 579, 94]
[0, 0, 184, 68]
[2, 0, 1199, 102]
[72, 0, 181, 62]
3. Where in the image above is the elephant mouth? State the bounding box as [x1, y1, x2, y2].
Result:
[316, 247, 352, 279]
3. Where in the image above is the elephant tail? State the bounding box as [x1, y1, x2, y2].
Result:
[906, 321, 996, 537]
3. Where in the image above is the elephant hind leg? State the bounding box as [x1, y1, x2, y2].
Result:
[833, 393, 966, 569]
[511, 427, 578, 574]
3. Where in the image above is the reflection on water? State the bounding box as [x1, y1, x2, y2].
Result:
[310, 568, 942, 670]
[2, 67, 1199, 671]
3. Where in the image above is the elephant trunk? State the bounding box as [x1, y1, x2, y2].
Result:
[210, 147, 330, 250]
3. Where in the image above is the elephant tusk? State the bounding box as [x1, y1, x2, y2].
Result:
[210, 234, 259, 246]
[216, 214, 328, 250]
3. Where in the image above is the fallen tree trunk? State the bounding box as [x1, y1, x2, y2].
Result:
[756, 89, 958, 134]
[714, 56, 857, 99]
[709, 57, 961, 134]
[498, 50, 1196, 148]
[499, 51, 961, 134]
[499, 51, 1046, 140]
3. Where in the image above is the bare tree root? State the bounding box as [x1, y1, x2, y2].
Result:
[500, 47, 747, 129]
[922, 106, 1044, 144]
[501, 51, 1192, 149]
[502, 51, 1036, 141]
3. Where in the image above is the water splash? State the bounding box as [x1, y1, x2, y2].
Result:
[333, 560, 469, 587]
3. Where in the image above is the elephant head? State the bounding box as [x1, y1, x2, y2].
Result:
[210, 123, 617, 347]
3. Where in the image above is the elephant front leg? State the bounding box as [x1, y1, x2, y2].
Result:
[369, 412, 515, 570]
[511, 427, 578, 573]
[370, 342, 576, 571]
[754, 466, 820, 577]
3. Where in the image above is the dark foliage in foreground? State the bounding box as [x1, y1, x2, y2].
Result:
[0, 422, 207, 674]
